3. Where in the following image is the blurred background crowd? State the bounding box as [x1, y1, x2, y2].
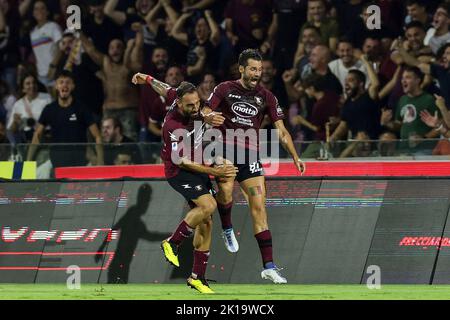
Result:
[0, 0, 450, 170]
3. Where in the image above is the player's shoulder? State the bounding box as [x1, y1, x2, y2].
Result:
[162, 109, 183, 130]
[215, 80, 239, 92]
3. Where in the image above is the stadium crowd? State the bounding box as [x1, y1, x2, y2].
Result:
[0, 0, 450, 167]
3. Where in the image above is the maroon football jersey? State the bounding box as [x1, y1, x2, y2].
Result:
[161, 89, 205, 178]
[206, 80, 285, 149]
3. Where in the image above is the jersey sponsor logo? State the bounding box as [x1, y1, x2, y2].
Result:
[231, 102, 258, 118]
[172, 142, 178, 151]
[69, 113, 77, 121]
[228, 94, 242, 99]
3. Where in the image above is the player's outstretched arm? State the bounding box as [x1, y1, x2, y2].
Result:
[131, 73, 171, 98]
[274, 120, 306, 175]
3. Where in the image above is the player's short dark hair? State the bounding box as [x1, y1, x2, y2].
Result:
[55, 70, 75, 82]
[102, 116, 123, 133]
[404, 66, 424, 82]
[348, 69, 366, 87]
[176, 81, 197, 98]
[303, 74, 327, 92]
[238, 49, 262, 68]
[405, 21, 426, 32]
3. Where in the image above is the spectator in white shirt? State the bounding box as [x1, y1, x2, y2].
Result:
[8, 74, 52, 142]
[425, 3, 450, 54]
[328, 38, 368, 89]
[30, 1, 62, 89]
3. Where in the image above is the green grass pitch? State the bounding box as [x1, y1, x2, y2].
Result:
[1, 284, 450, 300]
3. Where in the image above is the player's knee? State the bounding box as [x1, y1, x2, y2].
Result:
[218, 183, 234, 201]
[200, 200, 217, 216]
[202, 215, 213, 228]
[250, 203, 266, 216]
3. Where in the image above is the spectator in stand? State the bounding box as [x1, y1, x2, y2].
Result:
[388, 21, 434, 108]
[198, 72, 216, 103]
[104, 0, 157, 57]
[284, 45, 342, 103]
[29, 0, 62, 89]
[283, 45, 342, 141]
[113, 150, 134, 165]
[425, 3, 450, 54]
[398, 41, 450, 108]
[334, 0, 365, 38]
[260, 0, 307, 72]
[0, 120, 11, 160]
[361, 35, 398, 88]
[27, 71, 104, 171]
[101, 116, 142, 165]
[260, 58, 288, 108]
[224, 0, 272, 54]
[292, 25, 322, 81]
[328, 38, 369, 89]
[404, 0, 432, 29]
[293, 74, 341, 158]
[48, 31, 104, 117]
[80, 24, 144, 141]
[421, 94, 450, 135]
[143, 0, 186, 67]
[297, 0, 339, 55]
[381, 66, 440, 151]
[345, 2, 398, 52]
[0, 0, 23, 94]
[339, 131, 373, 158]
[84, 0, 124, 54]
[171, 9, 220, 84]
[329, 55, 381, 141]
[7, 74, 52, 143]
[0, 78, 16, 125]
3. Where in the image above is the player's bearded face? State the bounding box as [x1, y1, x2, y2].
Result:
[241, 59, 262, 89]
[179, 92, 201, 118]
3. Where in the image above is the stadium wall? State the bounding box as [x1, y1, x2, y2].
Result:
[1, 175, 450, 284]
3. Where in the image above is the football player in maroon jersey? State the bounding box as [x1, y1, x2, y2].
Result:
[132, 73, 236, 293]
[202, 49, 306, 283]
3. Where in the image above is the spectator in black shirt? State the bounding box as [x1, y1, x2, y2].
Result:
[172, 9, 220, 84]
[101, 116, 142, 165]
[27, 71, 104, 169]
[329, 55, 381, 141]
[84, 0, 123, 54]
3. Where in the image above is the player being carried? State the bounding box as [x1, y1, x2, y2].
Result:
[132, 73, 236, 293]
[202, 49, 306, 284]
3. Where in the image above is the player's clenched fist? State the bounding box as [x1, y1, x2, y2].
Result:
[132, 72, 152, 85]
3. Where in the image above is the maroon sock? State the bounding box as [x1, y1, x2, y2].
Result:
[255, 230, 273, 268]
[169, 220, 194, 246]
[218, 202, 233, 229]
[192, 250, 210, 279]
